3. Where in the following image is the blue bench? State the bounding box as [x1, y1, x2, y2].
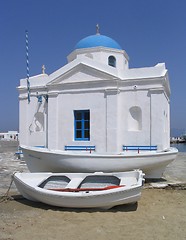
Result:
[15, 146, 23, 159]
[35, 146, 46, 148]
[15, 150, 23, 158]
[123, 145, 157, 151]
[65, 146, 96, 151]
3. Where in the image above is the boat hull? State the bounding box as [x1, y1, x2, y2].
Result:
[13, 171, 144, 209]
[21, 145, 178, 178]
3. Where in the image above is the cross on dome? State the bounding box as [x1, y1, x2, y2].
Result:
[96, 24, 100, 35]
[42, 65, 46, 74]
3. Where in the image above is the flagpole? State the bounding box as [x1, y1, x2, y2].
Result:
[25, 30, 30, 103]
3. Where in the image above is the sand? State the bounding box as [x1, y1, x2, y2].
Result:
[0, 141, 186, 239]
[0, 189, 186, 240]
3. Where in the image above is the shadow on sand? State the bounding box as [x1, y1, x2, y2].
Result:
[12, 194, 138, 213]
[145, 177, 167, 184]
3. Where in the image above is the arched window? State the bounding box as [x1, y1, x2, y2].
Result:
[108, 56, 116, 67]
[128, 106, 142, 131]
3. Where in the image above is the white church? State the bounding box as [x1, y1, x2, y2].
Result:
[18, 28, 171, 154]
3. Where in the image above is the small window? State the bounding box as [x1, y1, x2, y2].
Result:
[74, 110, 90, 141]
[108, 56, 116, 67]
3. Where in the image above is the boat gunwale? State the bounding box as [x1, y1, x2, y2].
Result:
[20, 145, 178, 158]
[13, 171, 144, 197]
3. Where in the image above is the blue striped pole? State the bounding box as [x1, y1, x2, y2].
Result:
[25, 30, 30, 103]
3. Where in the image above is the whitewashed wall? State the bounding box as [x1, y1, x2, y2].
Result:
[19, 91, 47, 147]
[18, 45, 170, 152]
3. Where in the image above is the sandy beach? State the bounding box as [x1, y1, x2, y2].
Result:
[0, 189, 186, 240]
[0, 141, 186, 240]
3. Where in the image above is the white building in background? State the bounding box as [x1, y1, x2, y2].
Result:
[17, 29, 170, 153]
[0, 131, 19, 140]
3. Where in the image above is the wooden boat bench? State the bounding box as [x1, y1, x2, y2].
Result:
[120, 177, 137, 186]
[64, 145, 96, 152]
[123, 145, 157, 152]
[65, 178, 84, 189]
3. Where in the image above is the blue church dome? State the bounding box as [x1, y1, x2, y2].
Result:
[75, 34, 122, 50]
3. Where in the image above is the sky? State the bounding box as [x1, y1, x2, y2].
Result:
[0, 0, 186, 136]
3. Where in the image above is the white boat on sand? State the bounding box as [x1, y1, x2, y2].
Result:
[13, 170, 145, 209]
[21, 145, 178, 179]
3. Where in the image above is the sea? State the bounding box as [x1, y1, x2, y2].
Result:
[170, 143, 186, 152]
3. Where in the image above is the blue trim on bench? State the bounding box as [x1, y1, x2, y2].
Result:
[65, 145, 95, 151]
[34, 145, 46, 148]
[15, 146, 23, 159]
[15, 151, 23, 155]
[123, 145, 157, 151]
[15, 145, 46, 158]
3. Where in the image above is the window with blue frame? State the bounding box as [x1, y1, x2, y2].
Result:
[74, 110, 90, 141]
